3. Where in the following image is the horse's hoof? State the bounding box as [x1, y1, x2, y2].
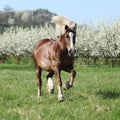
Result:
[37, 95, 40, 98]
[48, 88, 54, 94]
[58, 94, 64, 102]
[63, 81, 70, 90]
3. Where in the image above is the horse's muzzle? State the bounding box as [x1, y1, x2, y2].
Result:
[68, 49, 76, 56]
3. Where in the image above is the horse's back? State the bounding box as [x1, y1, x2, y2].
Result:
[34, 38, 53, 50]
[34, 39, 54, 55]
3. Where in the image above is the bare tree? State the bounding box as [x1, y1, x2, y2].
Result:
[3, 5, 15, 24]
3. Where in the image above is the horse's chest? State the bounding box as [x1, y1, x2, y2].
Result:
[61, 55, 74, 66]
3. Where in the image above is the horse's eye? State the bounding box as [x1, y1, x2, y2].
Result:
[65, 34, 69, 38]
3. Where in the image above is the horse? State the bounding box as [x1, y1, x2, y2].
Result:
[33, 25, 76, 101]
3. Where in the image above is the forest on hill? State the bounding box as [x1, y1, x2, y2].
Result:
[0, 5, 56, 30]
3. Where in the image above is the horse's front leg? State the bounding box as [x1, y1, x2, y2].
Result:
[54, 68, 64, 101]
[64, 68, 76, 89]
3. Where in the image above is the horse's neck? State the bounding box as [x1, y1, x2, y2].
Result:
[56, 35, 66, 49]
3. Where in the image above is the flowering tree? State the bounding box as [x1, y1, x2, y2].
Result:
[76, 19, 120, 66]
[0, 24, 55, 62]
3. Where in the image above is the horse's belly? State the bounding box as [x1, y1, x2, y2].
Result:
[39, 59, 52, 71]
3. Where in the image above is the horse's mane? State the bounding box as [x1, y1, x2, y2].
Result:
[51, 15, 77, 37]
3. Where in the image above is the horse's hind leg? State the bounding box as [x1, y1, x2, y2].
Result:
[36, 67, 42, 97]
[63, 68, 76, 90]
[46, 72, 54, 93]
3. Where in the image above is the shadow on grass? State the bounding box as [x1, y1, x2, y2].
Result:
[96, 90, 120, 99]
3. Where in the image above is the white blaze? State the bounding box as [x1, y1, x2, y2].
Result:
[69, 32, 75, 50]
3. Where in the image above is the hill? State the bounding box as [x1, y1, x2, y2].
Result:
[0, 5, 57, 26]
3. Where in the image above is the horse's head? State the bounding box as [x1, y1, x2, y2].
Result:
[62, 25, 76, 56]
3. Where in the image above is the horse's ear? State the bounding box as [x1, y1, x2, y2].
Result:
[74, 24, 77, 30]
[65, 25, 69, 30]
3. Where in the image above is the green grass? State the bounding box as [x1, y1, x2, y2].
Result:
[0, 64, 120, 120]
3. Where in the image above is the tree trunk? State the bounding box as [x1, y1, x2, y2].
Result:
[93, 57, 98, 65]
[111, 59, 116, 68]
[82, 57, 88, 67]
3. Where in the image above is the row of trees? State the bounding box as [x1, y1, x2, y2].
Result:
[0, 19, 120, 66]
[0, 5, 56, 27]
[0, 24, 55, 57]
[76, 19, 120, 66]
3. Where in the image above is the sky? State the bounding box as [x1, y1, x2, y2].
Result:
[0, 0, 120, 24]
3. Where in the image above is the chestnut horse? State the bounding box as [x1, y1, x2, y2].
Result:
[33, 25, 76, 101]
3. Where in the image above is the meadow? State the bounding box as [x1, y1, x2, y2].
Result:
[0, 16, 120, 120]
[0, 63, 120, 120]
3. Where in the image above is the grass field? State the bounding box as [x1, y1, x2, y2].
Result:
[0, 64, 120, 120]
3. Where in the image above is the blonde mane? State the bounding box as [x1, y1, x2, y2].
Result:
[51, 15, 77, 37]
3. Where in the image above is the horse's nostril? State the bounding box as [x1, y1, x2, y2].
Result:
[68, 49, 72, 54]
[68, 49, 76, 56]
